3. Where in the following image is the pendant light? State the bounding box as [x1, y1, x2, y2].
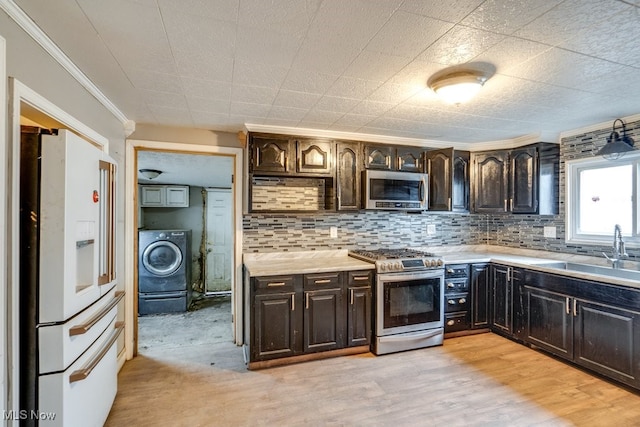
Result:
[597, 119, 636, 160]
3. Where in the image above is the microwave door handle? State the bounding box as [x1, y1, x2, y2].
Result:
[419, 178, 425, 201]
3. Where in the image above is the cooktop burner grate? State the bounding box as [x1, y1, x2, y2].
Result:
[349, 248, 436, 261]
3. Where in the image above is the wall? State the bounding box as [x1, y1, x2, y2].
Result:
[142, 187, 206, 292]
[130, 124, 242, 148]
[487, 118, 640, 260]
[1, 8, 127, 413]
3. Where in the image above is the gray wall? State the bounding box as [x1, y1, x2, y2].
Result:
[142, 187, 206, 292]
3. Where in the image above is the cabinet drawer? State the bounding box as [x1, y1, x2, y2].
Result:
[445, 278, 469, 293]
[445, 264, 469, 278]
[304, 272, 341, 289]
[445, 312, 470, 333]
[348, 271, 373, 286]
[445, 293, 470, 313]
[254, 275, 297, 292]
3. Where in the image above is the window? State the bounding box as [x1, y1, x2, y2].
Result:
[566, 153, 639, 246]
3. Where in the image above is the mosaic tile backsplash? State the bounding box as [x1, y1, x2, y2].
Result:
[243, 118, 640, 260]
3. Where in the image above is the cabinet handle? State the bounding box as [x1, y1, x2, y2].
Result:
[504, 199, 508, 212]
[447, 268, 455, 274]
[448, 299, 456, 305]
[506, 267, 512, 282]
[427, 158, 432, 172]
[305, 292, 310, 309]
[459, 298, 466, 304]
[291, 294, 295, 311]
[267, 282, 286, 287]
[352, 276, 369, 281]
[566, 297, 570, 315]
[447, 282, 455, 288]
[448, 197, 452, 210]
[397, 157, 401, 170]
[350, 289, 354, 305]
[314, 279, 332, 284]
[573, 299, 578, 317]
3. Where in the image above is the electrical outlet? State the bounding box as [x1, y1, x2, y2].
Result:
[330, 226, 338, 238]
[427, 224, 436, 235]
[543, 226, 556, 238]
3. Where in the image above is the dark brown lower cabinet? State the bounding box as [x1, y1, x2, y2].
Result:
[470, 263, 489, 329]
[250, 270, 372, 365]
[304, 288, 344, 352]
[522, 270, 640, 390]
[253, 291, 302, 360]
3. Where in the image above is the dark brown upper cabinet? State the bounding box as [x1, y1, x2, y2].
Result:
[425, 148, 469, 212]
[396, 146, 424, 172]
[364, 144, 424, 172]
[471, 143, 558, 214]
[295, 139, 333, 176]
[250, 135, 292, 174]
[336, 141, 361, 210]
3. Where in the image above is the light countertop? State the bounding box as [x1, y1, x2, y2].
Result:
[243, 250, 375, 277]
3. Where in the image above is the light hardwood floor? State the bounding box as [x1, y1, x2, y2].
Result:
[107, 303, 640, 426]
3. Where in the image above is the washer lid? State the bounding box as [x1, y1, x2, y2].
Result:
[142, 241, 183, 276]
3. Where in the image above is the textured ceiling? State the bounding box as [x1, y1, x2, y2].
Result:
[137, 150, 233, 188]
[12, 0, 640, 144]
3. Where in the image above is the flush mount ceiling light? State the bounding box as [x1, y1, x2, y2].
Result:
[139, 168, 162, 180]
[597, 119, 636, 160]
[428, 70, 488, 105]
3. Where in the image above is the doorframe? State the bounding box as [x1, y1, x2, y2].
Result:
[6, 77, 109, 422]
[125, 139, 244, 359]
[1, 34, 7, 420]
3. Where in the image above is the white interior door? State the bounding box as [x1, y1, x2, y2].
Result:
[205, 189, 233, 293]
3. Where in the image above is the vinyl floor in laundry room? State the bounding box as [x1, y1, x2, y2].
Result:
[106, 297, 640, 427]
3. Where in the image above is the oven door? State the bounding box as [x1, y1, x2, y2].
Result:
[376, 270, 444, 336]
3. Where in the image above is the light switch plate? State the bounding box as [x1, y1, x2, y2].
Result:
[427, 224, 436, 235]
[543, 226, 556, 238]
[330, 226, 338, 238]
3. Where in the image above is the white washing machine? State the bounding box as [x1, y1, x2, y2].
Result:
[138, 229, 192, 315]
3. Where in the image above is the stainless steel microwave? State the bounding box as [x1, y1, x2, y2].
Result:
[363, 170, 428, 211]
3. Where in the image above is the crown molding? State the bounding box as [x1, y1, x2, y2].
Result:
[244, 123, 553, 152]
[0, 0, 133, 130]
[559, 113, 640, 140]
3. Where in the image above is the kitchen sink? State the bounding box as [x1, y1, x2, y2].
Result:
[537, 261, 640, 281]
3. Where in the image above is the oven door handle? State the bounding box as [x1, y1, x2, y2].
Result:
[378, 329, 442, 343]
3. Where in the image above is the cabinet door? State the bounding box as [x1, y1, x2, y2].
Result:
[574, 299, 640, 387]
[524, 286, 573, 360]
[491, 265, 512, 334]
[347, 286, 371, 347]
[452, 151, 470, 212]
[336, 142, 361, 210]
[365, 145, 393, 170]
[253, 292, 301, 360]
[397, 147, 424, 172]
[473, 151, 508, 213]
[425, 148, 452, 211]
[251, 137, 291, 173]
[140, 186, 164, 207]
[510, 146, 538, 213]
[304, 288, 344, 352]
[296, 139, 333, 175]
[165, 186, 189, 207]
[470, 264, 489, 329]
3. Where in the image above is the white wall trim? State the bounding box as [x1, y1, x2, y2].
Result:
[0, 34, 8, 426]
[245, 123, 553, 151]
[124, 140, 244, 360]
[7, 78, 110, 423]
[0, 0, 133, 128]
[559, 113, 640, 140]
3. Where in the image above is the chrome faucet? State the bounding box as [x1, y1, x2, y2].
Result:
[604, 224, 628, 268]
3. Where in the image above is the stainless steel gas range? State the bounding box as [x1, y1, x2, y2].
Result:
[349, 248, 445, 355]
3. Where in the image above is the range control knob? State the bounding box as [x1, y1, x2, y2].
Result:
[437, 259, 444, 267]
[395, 261, 403, 271]
[431, 259, 438, 267]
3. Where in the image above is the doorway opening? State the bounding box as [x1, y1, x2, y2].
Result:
[126, 141, 243, 358]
